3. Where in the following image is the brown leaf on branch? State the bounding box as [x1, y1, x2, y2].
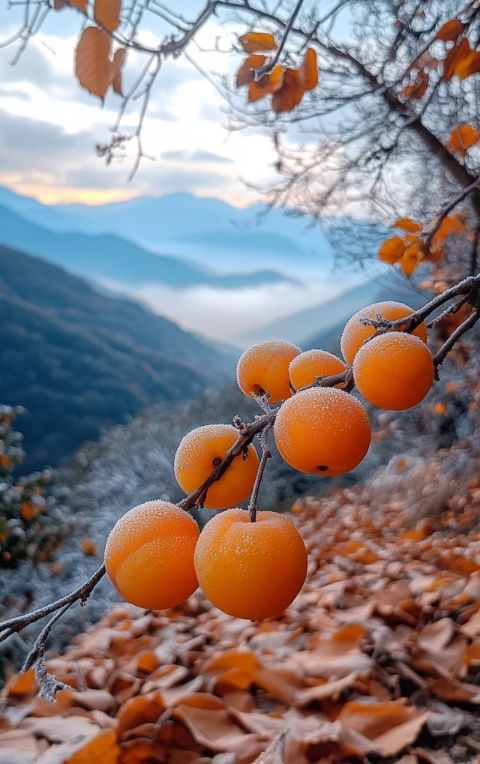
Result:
[378, 236, 407, 264]
[272, 68, 305, 113]
[94, 0, 121, 33]
[75, 26, 112, 100]
[239, 32, 277, 53]
[301, 48, 319, 91]
[401, 241, 422, 277]
[112, 47, 127, 96]
[248, 66, 284, 103]
[236, 54, 267, 87]
[392, 218, 422, 233]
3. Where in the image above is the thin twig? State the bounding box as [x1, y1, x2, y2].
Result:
[0, 563, 106, 645]
[248, 424, 273, 522]
[254, 0, 306, 78]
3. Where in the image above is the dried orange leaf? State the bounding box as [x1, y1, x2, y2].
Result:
[117, 693, 165, 735]
[301, 47, 318, 91]
[94, 0, 121, 32]
[339, 699, 429, 756]
[272, 68, 305, 113]
[435, 19, 464, 42]
[448, 123, 480, 155]
[443, 37, 472, 81]
[378, 236, 407, 264]
[239, 32, 277, 53]
[248, 65, 284, 102]
[75, 26, 112, 99]
[432, 212, 467, 243]
[236, 54, 266, 88]
[65, 730, 119, 764]
[6, 668, 37, 697]
[454, 48, 480, 79]
[112, 47, 126, 95]
[392, 218, 422, 232]
[403, 70, 429, 99]
[400, 243, 421, 277]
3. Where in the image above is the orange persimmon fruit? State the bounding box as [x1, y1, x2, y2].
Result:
[341, 301, 427, 365]
[353, 332, 434, 410]
[236, 340, 301, 403]
[174, 424, 259, 509]
[289, 349, 347, 390]
[105, 500, 199, 609]
[194, 508, 307, 620]
[274, 387, 370, 476]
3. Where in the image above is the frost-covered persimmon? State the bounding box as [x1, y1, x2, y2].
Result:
[174, 424, 259, 509]
[274, 387, 370, 476]
[236, 340, 301, 403]
[289, 349, 347, 390]
[105, 500, 199, 610]
[194, 508, 307, 620]
[353, 332, 434, 410]
[340, 301, 428, 365]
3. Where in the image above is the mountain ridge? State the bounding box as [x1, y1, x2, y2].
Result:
[0, 203, 296, 290]
[0, 245, 233, 472]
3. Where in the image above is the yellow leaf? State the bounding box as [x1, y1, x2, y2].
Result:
[239, 32, 277, 53]
[75, 26, 112, 99]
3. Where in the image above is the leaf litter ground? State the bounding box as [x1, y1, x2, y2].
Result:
[2, 452, 480, 763]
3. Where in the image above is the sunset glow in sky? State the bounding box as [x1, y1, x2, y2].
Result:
[0, 2, 280, 206]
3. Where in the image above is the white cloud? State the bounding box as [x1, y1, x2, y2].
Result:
[98, 277, 362, 343]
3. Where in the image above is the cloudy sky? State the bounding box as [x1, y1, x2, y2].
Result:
[0, 0, 283, 206]
[0, 1, 377, 341]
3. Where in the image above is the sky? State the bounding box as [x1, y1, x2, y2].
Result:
[0, 0, 283, 206]
[0, 1, 376, 340]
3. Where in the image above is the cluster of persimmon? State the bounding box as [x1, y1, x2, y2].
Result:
[105, 301, 434, 621]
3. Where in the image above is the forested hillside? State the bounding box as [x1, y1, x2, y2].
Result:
[0, 246, 232, 472]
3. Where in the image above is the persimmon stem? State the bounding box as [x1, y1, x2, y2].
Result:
[248, 424, 273, 522]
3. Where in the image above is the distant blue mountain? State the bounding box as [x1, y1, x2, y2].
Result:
[0, 187, 335, 277]
[0, 203, 297, 290]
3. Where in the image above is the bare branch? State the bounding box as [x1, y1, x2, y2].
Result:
[254, 0, 306, 78]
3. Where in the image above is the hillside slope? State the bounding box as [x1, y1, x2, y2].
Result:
[0, 246, 232, 472]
